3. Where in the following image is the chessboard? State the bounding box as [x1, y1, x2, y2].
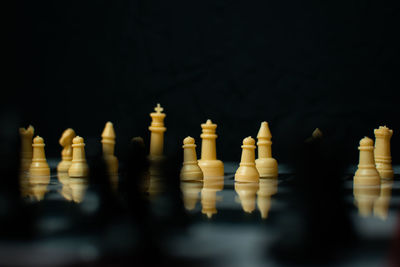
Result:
[0, 161, 399, 267]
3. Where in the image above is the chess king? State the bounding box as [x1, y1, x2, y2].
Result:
[148, 103, 166, 176]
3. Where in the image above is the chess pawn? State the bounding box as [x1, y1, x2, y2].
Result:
[101, 121, 119, 175]
[235, 137, 260, 182]
[180, 181, 203, 211]
[235, 182, 259, 214]
[57, 128, 76, 172]
[29, 136, 50, 178]
[374, 126, 394, 179]
[255, 122, 278, 178]
[257, 178, 278, 219]
[198, 119, 224, 177]
[68, 136, 89, 177]
[354, 137, 381, 186]
[19, 125, 34, 172]
[180, 136, 203, 181]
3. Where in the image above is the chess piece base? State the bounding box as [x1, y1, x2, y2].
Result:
[376, 163, 394, 179]
[68, 163, 89, 177]
[354, 168, 380, 186]
[198, 159, 224, 177]
[235, 166, 259, 182]
[57, 160, 72, 173]
[255, 158, 278, 178]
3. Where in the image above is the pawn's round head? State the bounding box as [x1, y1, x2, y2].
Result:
[33, 136, 44, 144]
[243, 136, 255, 145]
[360, 137, 373, 146]
[183, 136, 195, 145]
[73, 136, 84, 144]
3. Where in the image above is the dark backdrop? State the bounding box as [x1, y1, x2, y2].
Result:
[11, 1, 400, 164]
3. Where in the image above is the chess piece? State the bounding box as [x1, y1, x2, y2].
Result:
[101, 121, 118, 174]
[19, 125, 34, 172]
[181, 181, 203, 211]
[68, 136, 89, 177]
[255, 122, 278, 178]
[374, 126, 394, 179]
[149, 103, 166, 158]
[354, 137, 381, 186]
[257, 178, 278, 219]
[235, 137, 260, 182]
[180, 136, 203, 181]
[29, 136, 50, 177]
[57, 128, 76, 172]
[198, 119, 224, 177]
[235, 182, 259, 213]
[201, 176, 224, 218]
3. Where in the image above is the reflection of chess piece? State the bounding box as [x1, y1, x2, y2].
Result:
[235, 137, 259, 182]
[374, 126, 394, 179]
[198, 120, 224, 177]
[19, 125, 34, 173]
[354, 137, 380, 186]
[181, 181, 203, 211]
[148, 103, 166, 177]
[57, 128, 76, 172]
[68, 136, 89, 177]
[29, 136, 50, 178]
[69, 177, 89, 203]
[257, 178, 278, 219]
[58, 171, 72, 201]
[374, 180, 393, 220]
[235, 182, 259, 213]
[353, 184, 380, 217]
[29, 181, 49, 201]
[255, 122, 278, 178]
[201, 176, 224, 218]
[180, 136, 203, 181]
[131, 137, 150, 192]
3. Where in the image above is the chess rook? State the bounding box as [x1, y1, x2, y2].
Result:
[354, 137, 380, 186]
[235, 136, 260, 182]
[198, 119, 224, 177]
[255, 122, 278, 178]
[149, 103, 166, 158]
[57, 128, 76, 172]
[374, 126, 393, 179]
[101, 121, 118, 175]
[29, 136, 50, 178]
[180, 136, 203, 181]
[19, 125, 34, 172]
[68, 136, 89, 177]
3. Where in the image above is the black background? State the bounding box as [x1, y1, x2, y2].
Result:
[12, 1, 400, 164]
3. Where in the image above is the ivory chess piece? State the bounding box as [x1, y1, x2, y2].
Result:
[255, 122, 278, 178]
[374, 126, 394, 179]
[180, 136, 203, 181]
[353, 137, 380, 186]
[198, 119, 224, 177]
[235, 136, 260, 182]
[101, 121, 119, 175]
[57, 128, 76, 172]
[29, 136, 50, 177]
[235, 182, 259, 213]
[68, 136, 89, 177]
[19, 125, 34, 172]
[149, 103, 166, 158]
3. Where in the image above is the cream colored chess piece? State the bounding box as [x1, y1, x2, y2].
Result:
[68, 136, 89, 177]
[57, 128, 76, 172]
[180, 136, 203, 181]
[257, 178, 278, 219]
[201, 176, 224, 218]
[235, 182, 259, 213]
[353, 137, 380, 186]
[19, 125, 34, 172]
[180, 181, 203, 211]
[255, 122, 278, 178]
[235, 137, 260, 182]
[374, 126, 394, 179]
[102, 121, 119, 175]
[198, 119, 224, 177]
[29, 136, 50, 177]
[149, 103, 166, 158]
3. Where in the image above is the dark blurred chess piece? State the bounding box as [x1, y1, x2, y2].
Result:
[19, 125, 34, 173]
[270, 128, 355, 264]
[101, 122, 119, 190]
